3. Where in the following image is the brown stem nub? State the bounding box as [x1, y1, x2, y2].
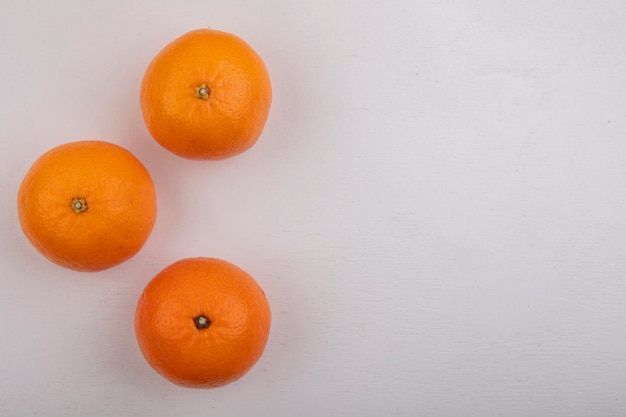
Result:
[193, 315, 211, 330]
[194, 83, 210, 100]
[71, 198, 88, 214]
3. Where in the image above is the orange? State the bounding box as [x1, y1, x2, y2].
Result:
[140, 29, 272, 160]
[134, 257, 271, 388]
[17, 141, 157, 272]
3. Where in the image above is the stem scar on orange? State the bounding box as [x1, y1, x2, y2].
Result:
[17, 141, 157, 272]
[134, 257, 271, 389]
[140, 29, 272, 160]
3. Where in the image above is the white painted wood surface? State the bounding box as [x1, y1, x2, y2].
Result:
[1, 1, 625, 415]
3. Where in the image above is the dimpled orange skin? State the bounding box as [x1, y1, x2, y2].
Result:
[17, 141, 157, 272]
[140, 29, 272, 160]
[134, 257, 271, 389]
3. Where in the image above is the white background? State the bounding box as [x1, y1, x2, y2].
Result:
[1, 1, 626, 416]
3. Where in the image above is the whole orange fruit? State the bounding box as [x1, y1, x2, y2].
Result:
[140, 29, 272, 160]
[134, 257, 271, 388]
[17, 141, 157, 272]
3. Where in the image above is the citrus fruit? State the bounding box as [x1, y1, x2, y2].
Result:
[140, 28, 272, 160]
[134, 257, 271, 388]
[17, 140, 157, 272]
